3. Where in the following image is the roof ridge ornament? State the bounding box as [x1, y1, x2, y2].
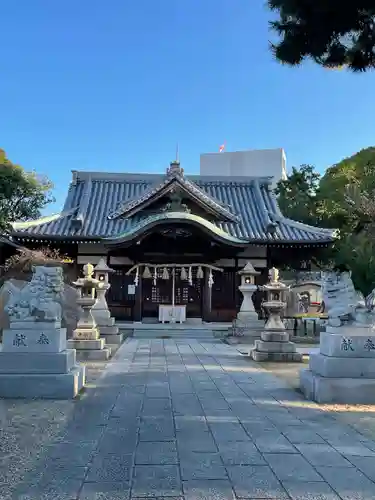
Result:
[166, 159, 184, 177]
[166, 145, 184, 177]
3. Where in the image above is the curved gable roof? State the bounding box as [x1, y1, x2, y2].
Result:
[108, 168, 238, 222]
[104, 212, 247, 247]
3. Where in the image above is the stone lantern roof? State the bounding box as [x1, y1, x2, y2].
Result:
[93, 258, 114, 274]
[238, 261, 260, 276]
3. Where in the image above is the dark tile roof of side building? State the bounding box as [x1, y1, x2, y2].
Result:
[0, 235, 24, 249]
[11, 170, 335, 245]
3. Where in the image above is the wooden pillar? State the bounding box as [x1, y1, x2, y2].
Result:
[266, 245, 271, 269]
[134, 274, 142, 322]
[234, 258, 240, 312]
[202, 268, 212, 322]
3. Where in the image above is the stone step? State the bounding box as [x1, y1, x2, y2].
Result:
[252, 350, 302, 362]
[98, 325, 119, 335]
[133, 329, 215, 339]
[67, 339, 105, 350]
[101, 332, 124, 345]
[74, 347, 111, 361]
[254, 340, 297, 353]
[122, 322, 230, 330]
[261, 331, 290, 342]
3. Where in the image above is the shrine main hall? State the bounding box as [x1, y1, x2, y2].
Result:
[10, 152, 334, 323]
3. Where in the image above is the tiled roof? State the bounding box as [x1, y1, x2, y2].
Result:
[11, 171, 335, 245]
[108, 166, 238, 222]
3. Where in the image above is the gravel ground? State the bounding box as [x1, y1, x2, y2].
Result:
[0, 358, 108, 496]
[252, 355, 375, 441]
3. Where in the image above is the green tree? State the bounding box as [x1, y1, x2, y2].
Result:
[275, 164, 321, 226]
[333, 232, 375, 295]
[277, 147, 375, 294]
[0, 149, 54, 232]
[268, 1, 375, 72]
[319, 147, 375, 231]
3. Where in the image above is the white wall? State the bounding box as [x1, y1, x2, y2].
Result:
[200, 148, 287, 186]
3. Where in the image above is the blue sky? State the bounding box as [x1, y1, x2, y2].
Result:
[2, 0, 375, 211]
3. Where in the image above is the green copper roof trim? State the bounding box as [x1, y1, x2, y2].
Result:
[104, 211, 247, 245]
[12, 213, 64, 230]
[11, 207, 78, 230]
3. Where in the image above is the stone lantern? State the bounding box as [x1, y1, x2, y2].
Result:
[67, 263, 111, 360]
[230, 261, 264, 340]
[91, 258, 123, 345]
[93, 258, 113, 311]
[237, 261, 260, 322]
[251, 267, 302, 363]
[261, 267, 289, 331]
[73, 264, 99, 327]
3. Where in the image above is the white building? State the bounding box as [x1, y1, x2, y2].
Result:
[200, 148, 287, 187]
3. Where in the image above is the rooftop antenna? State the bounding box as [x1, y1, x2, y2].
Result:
[167, 142, 184, 176]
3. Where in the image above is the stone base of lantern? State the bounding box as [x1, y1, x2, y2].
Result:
[252, 351, 303, 362]
[67, 338, 111, 361]
[234, 313, 264, 340]
[264, 316, 286, 331]
[100, 329, 124, 345]
[67, 323, 112, 361]
[93, 310, 124, 345]
[250, 331, 303, 363]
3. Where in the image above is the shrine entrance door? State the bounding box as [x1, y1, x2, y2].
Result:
[141, 266, 203, 319]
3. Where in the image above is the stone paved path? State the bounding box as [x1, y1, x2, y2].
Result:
[9, 338, 375, 499]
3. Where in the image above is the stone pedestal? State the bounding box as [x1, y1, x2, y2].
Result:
[92, 289, 123, 345]
[238, 284, 257, 317]
[233, 318, 264, 342]
[300, 326, 375, 403]
[0, 266, 85, 399]
[251, 330, 303, 362]
[0, 322, 85, 399]
[264, 308, 286, 331]
[67, 321, 111, 361]
[236, 289, 264, 339]
[236, 262, 263, 338]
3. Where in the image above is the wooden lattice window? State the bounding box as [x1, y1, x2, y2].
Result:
[148, 269, 171, 304]
[175, 267, 201, 305]
[211, 269, 236, 309]
[151, 286, 161, 303]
